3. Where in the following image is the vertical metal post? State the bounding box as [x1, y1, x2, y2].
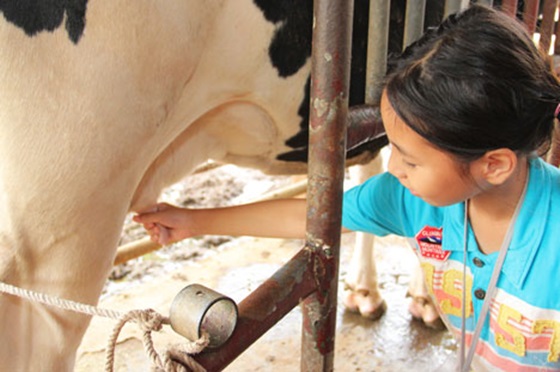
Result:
[300, 0, 354, 370]
[523, 0, 541, 33]
[476, 0, 494, 6]
[445, 0, 470, 17]
[539, 0, 559, 54]
[555, 16, 560, 56]
[403, 0, 427, 48]
[500, 0, 520, 17]
[366, 0, 391, 104]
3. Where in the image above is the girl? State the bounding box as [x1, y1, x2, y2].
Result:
[134, 5, 560, 371]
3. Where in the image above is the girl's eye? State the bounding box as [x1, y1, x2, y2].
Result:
[403, 160, 417, 168]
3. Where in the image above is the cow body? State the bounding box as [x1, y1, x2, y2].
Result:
[0, 0, 389, 369]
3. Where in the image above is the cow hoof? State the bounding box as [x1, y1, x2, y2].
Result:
[343, 287, 387, 320]
[407, 295, 445, 330]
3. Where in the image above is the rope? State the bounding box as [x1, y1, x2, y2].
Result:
[105, 309, 209, 372]
[0, 281, 208, 372]
[0, 281, 123, 320]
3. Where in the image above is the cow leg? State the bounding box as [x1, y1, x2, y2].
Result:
[0, 179, 131, 371]
[343, 159, 387, 319]
[406, 259, 444, 330]
[343, 230, 387, 319]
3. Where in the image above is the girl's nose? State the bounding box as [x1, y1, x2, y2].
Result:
[387, 151, 406, 180]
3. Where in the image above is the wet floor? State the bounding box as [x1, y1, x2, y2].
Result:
[77, 233, 458, 371]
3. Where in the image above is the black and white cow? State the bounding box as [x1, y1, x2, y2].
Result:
[0, 0, 392, 369]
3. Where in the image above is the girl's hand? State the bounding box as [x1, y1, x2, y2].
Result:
[133, 203, 194, 245]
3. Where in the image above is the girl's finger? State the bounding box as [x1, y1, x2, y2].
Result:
[155, 223, 170, 245]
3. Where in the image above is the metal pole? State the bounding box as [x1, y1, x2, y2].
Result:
[403, 0, 427, 48]
[540, 0, 559, 54]
[523, 0, 541, 33]
[366, 0, 390, 104]
[477, 0, 494, 6]
[445, 0, 470, 17]
[500, 0, 520, 17]
[301, 0, 354, 370]
[555, 15, 560, 56]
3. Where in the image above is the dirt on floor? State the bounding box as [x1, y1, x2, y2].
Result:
[76, 165, 459, 371]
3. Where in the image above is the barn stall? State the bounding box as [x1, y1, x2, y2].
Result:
[76, 0, 560, 370]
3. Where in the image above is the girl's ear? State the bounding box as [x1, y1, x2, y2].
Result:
[474, 148, 518, 186]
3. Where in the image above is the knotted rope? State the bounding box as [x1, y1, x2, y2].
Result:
[0, 281, 208, 372]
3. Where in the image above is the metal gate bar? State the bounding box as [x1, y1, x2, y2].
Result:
[540, 0, 559, 53]
[478, 0, 495, 6]
[523, 0, 541, 33]
[556, 10, 560, 54]
[403, 0, 427, 48]
[300, 0, 354, 369]
[445, 0, 470, 17]
[501, 0, 519, 17]
[366, 0, 391, 104]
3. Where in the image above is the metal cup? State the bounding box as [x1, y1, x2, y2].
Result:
[169, 283, 238, 348]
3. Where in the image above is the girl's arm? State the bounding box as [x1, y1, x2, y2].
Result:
[133, 198, 310, 245]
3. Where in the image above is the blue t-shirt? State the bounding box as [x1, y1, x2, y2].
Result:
[342, 157, 560, 371]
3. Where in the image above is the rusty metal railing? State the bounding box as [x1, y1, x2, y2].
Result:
[300, 0, 354, 369]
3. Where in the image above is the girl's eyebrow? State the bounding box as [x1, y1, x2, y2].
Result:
[391, 141, 416, 159]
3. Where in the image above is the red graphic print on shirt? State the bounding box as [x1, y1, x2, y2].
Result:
[416, 226, 450, 261]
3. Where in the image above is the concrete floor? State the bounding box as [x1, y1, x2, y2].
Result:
[76, 233, 458, 371]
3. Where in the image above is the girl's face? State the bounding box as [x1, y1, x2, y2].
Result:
[381, 93, 480, 207]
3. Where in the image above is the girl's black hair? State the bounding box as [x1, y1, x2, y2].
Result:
[385, 5, 560, 162]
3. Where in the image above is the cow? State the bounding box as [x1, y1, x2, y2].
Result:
[0, 0, 391, 370]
